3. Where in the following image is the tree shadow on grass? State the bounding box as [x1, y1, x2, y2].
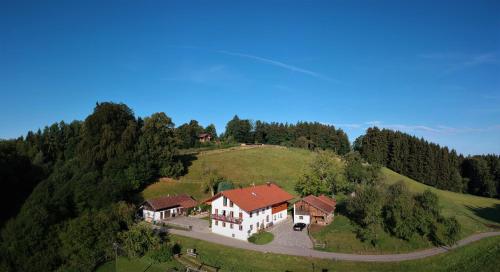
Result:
[465, 204, 500, 228]
[176, 153, 198, 176]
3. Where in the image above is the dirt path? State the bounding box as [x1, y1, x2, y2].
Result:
[169, 228, 500, 262]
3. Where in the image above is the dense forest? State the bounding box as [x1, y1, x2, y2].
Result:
[224, 115, 351, 155]
[356, 127, 500, 198]
[0, 103, 182, 271]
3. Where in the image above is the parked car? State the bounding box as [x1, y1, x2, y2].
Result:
[293, 222, 306, 231]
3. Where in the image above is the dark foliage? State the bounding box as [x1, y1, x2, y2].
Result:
[0, 102, 181, 271]
[224, 116, 350, 155]
[0, 141, 45, 226]
[347, 183, 461, 246]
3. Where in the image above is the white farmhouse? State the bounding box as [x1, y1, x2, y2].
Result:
[205, 183, 293, 240]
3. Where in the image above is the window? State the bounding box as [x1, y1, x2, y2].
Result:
[274, 215, 276, 220]
[239, 212, 243, 219]
[222, 222, 226, 227]
[215, 209, 218, 215]
[223, 196, 227, 206]
[250, 225, 253, 230]
[215, 220, 218, 226]
[230, 200, 233, 207]
[299, 216, 303, 219]
[256, 222, 259, 228]
[250, 212, 253, 218]
[266, 215, 269, 222]
[222, 210, 226, 216]
[230, 224, 233, 229]
[257, 210, 259, 216]
[239, 225, 243, 231]
[230, 211, 234, 218]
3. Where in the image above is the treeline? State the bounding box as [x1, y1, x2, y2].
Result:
[356, 127, 500, 198]
[224, 115, 350, 155]
[0, 102, 183, 271]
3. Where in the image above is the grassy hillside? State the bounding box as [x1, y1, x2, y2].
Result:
[312, 168, 500, 253]
[142, 146, 314, 200]
[382, 167, 500, 235]
[141, 146, 500, 253]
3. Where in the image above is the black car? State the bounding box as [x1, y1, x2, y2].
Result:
[293, 222, 307, 231]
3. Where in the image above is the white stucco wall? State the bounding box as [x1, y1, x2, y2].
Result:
[293, 204, 311, 224]
[210, 195, 288, 241]
[143, 207, 181, 222]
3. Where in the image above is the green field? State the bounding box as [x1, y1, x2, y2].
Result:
[141, 146, 500, 254]
[169, 234, 500, 272]
[97, 234, 500, 272]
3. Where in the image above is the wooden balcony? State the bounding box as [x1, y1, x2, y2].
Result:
[211, 214, 243, 224]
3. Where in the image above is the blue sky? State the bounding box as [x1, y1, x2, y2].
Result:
[1, 0, 499, 155]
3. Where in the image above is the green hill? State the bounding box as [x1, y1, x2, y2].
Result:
[141, 146, 500, 253]
[142, 146, 314, 200]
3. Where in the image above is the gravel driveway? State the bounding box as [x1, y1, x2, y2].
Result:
[167, 216, 210, 233]
[269, 218, 313, 249]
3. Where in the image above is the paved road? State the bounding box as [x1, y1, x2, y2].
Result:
[169, 220, 500, 262]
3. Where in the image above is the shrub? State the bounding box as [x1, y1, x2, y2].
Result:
[149, 244, 174, 263]
[118, 222, 163, 258]
[248, 232, 274, 245]
[431, 217, 461, 246]
[383, 182, 417, 240]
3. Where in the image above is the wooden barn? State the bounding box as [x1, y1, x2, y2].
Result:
[293, 195, 336, 225]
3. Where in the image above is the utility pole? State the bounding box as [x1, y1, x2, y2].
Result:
[113, 242, 118, 272]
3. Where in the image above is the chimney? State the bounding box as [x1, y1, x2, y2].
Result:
[266, 181, 271, 187]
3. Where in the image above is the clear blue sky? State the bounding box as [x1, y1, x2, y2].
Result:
[1, 0, 499, 155]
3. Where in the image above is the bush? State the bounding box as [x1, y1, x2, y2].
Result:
[247, 231, 274, 245]
[431, 217, 461, 246]
[356, 224, 382, 246]
[118, 222, 163, 258]
[383, 183, 418, 240]
[149, 243, 174, 263]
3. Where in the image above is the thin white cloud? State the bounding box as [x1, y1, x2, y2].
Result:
[445, 53, 498, 74]
[418, 51, 499, 74]
[217, 50, 335, 81]
[364, 120, 381, 126]
[325, 121, 500, 135]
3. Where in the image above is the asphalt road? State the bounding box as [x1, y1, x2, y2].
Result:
[169, 221, 500, 262]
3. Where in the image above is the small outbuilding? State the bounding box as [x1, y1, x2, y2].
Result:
[198, 133, 212, 143]
[293, 195, 336, 225]
[142, 194, 197, 222]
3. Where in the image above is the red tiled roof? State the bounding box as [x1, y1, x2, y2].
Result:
[145, 194, 197, 211]
[318, 195, 336, 207]
[302, 195, 336, 214]
[205, 183, 294, 212]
